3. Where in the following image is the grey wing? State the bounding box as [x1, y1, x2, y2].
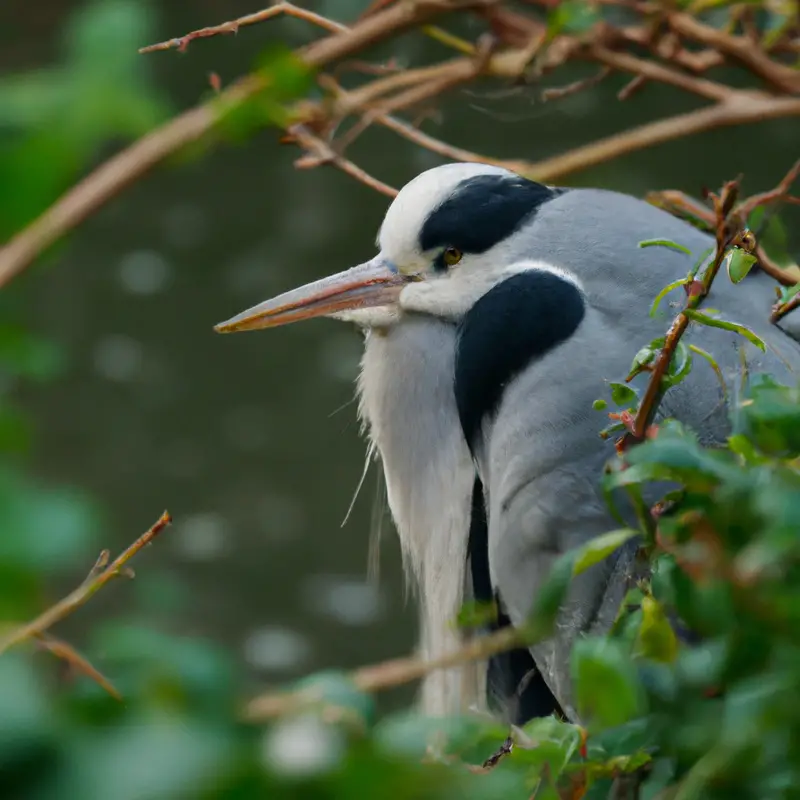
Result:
[481, 190, 800, 720]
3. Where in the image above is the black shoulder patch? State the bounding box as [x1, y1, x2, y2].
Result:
[419, 174, 564, 255]
[455, 269, 585, 453]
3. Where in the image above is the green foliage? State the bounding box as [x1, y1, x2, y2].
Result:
[3, 3, 800, 799]
[0, 0, 170, 238]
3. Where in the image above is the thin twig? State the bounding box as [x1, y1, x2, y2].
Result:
[243, 624, 525, 721]
[139, 3, 346, 52]
[736, 158, 800, 220]
[520, 96, 800, 182]
[291, 125, 398, 196]
[541, 67, 611, 102]
[0, 511, 172, 653]
[35, 632, 122, 700]
[668, 11, 800, 94]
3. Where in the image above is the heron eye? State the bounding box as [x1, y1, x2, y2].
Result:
[443, 247, 463, 267]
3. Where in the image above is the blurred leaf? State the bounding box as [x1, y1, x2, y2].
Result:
[0, 406, 33, 454]
[635, 595, 678, 664]
[684, 310, 766, 351]
[573, 529, 639, 576]
[0, 469, 99, 572]
[547, 0, 601, 35]
[724, 247, 757, 285]
[572, 638, 643, 730]
[293, 671, 375, 727]
[456, 599, 498, 629]
[374, 712, 485, 759]
[61, 715, 235, 800]
[527, 550, 576, 634]
[0, 325, 66, 382]
[0, 655, 54, 767]
[513, 715, 583, 779]
[605, 425, 738, 492]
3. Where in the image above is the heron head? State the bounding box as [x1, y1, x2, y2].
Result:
[214, 162, 567, 334]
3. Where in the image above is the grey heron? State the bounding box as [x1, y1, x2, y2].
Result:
[215, 162, 800, 725]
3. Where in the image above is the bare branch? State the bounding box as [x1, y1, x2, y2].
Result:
[520, 96, 800, 182]
[0, 511, 172, 653]
[290, 125, 398, 196]
[243, 624, 524, 721]
[668, 12, 800, 94]
[35, 632, 121, 700]
[139, 3, 346, 53]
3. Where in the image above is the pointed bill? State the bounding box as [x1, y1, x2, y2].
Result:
[214, 257, 409, 333]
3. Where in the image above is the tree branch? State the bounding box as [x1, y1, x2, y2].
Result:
[668, 12, 800, 95]
[243, 624, 524, 721]
[0, 0, 480, 289]
[520, 96, 800, 182]
[138, 2, 346, 53]
[0, 511, 172, 654]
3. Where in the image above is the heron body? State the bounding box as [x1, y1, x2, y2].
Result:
[215, 163, 800, 725]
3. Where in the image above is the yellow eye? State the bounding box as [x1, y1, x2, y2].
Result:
[443, 247, 462, 267]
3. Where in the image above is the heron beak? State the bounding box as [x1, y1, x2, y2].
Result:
[214, 257, 410, 333]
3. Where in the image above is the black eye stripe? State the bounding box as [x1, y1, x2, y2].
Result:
[420, 174, 565, 255]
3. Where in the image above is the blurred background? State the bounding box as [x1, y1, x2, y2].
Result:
[2, 0, 798, 710]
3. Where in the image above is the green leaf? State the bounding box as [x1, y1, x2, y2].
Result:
[456, 599, 498, 629]
[604, 425, 738, 492]
[609, 382, 638, 408]
[0, 469, 100, 572]
[0, 406, 33, 455]
[628, 341, 661, 379]
[689, 246, 715, 280]
[724, 247, 757, 285]
[663, 341, 693, 389]
[374, 712, 485, 759]
[527, 551, 577, 634]
[572, 638, 643, 730]
[0, 654, 55, 764]
[547, 0, 601, 35]
[683, 310, 766, 351]
[572, 529, 639, 576]
[634, 595, 678, 663]
[638, 239, 693, 255]
[0, 325, 66, 382]
[650, 278, 688, 316]
[514, 715, 583, 778]
[688, 344, 727, 399]
[592, 398, 607, 411]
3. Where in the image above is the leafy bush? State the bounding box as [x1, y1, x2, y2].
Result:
[3, 1, 800, 799]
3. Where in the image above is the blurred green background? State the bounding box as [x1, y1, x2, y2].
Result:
[1, 0, 798, 713]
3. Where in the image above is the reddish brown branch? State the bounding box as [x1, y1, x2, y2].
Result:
[771, 291, 800, 324]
